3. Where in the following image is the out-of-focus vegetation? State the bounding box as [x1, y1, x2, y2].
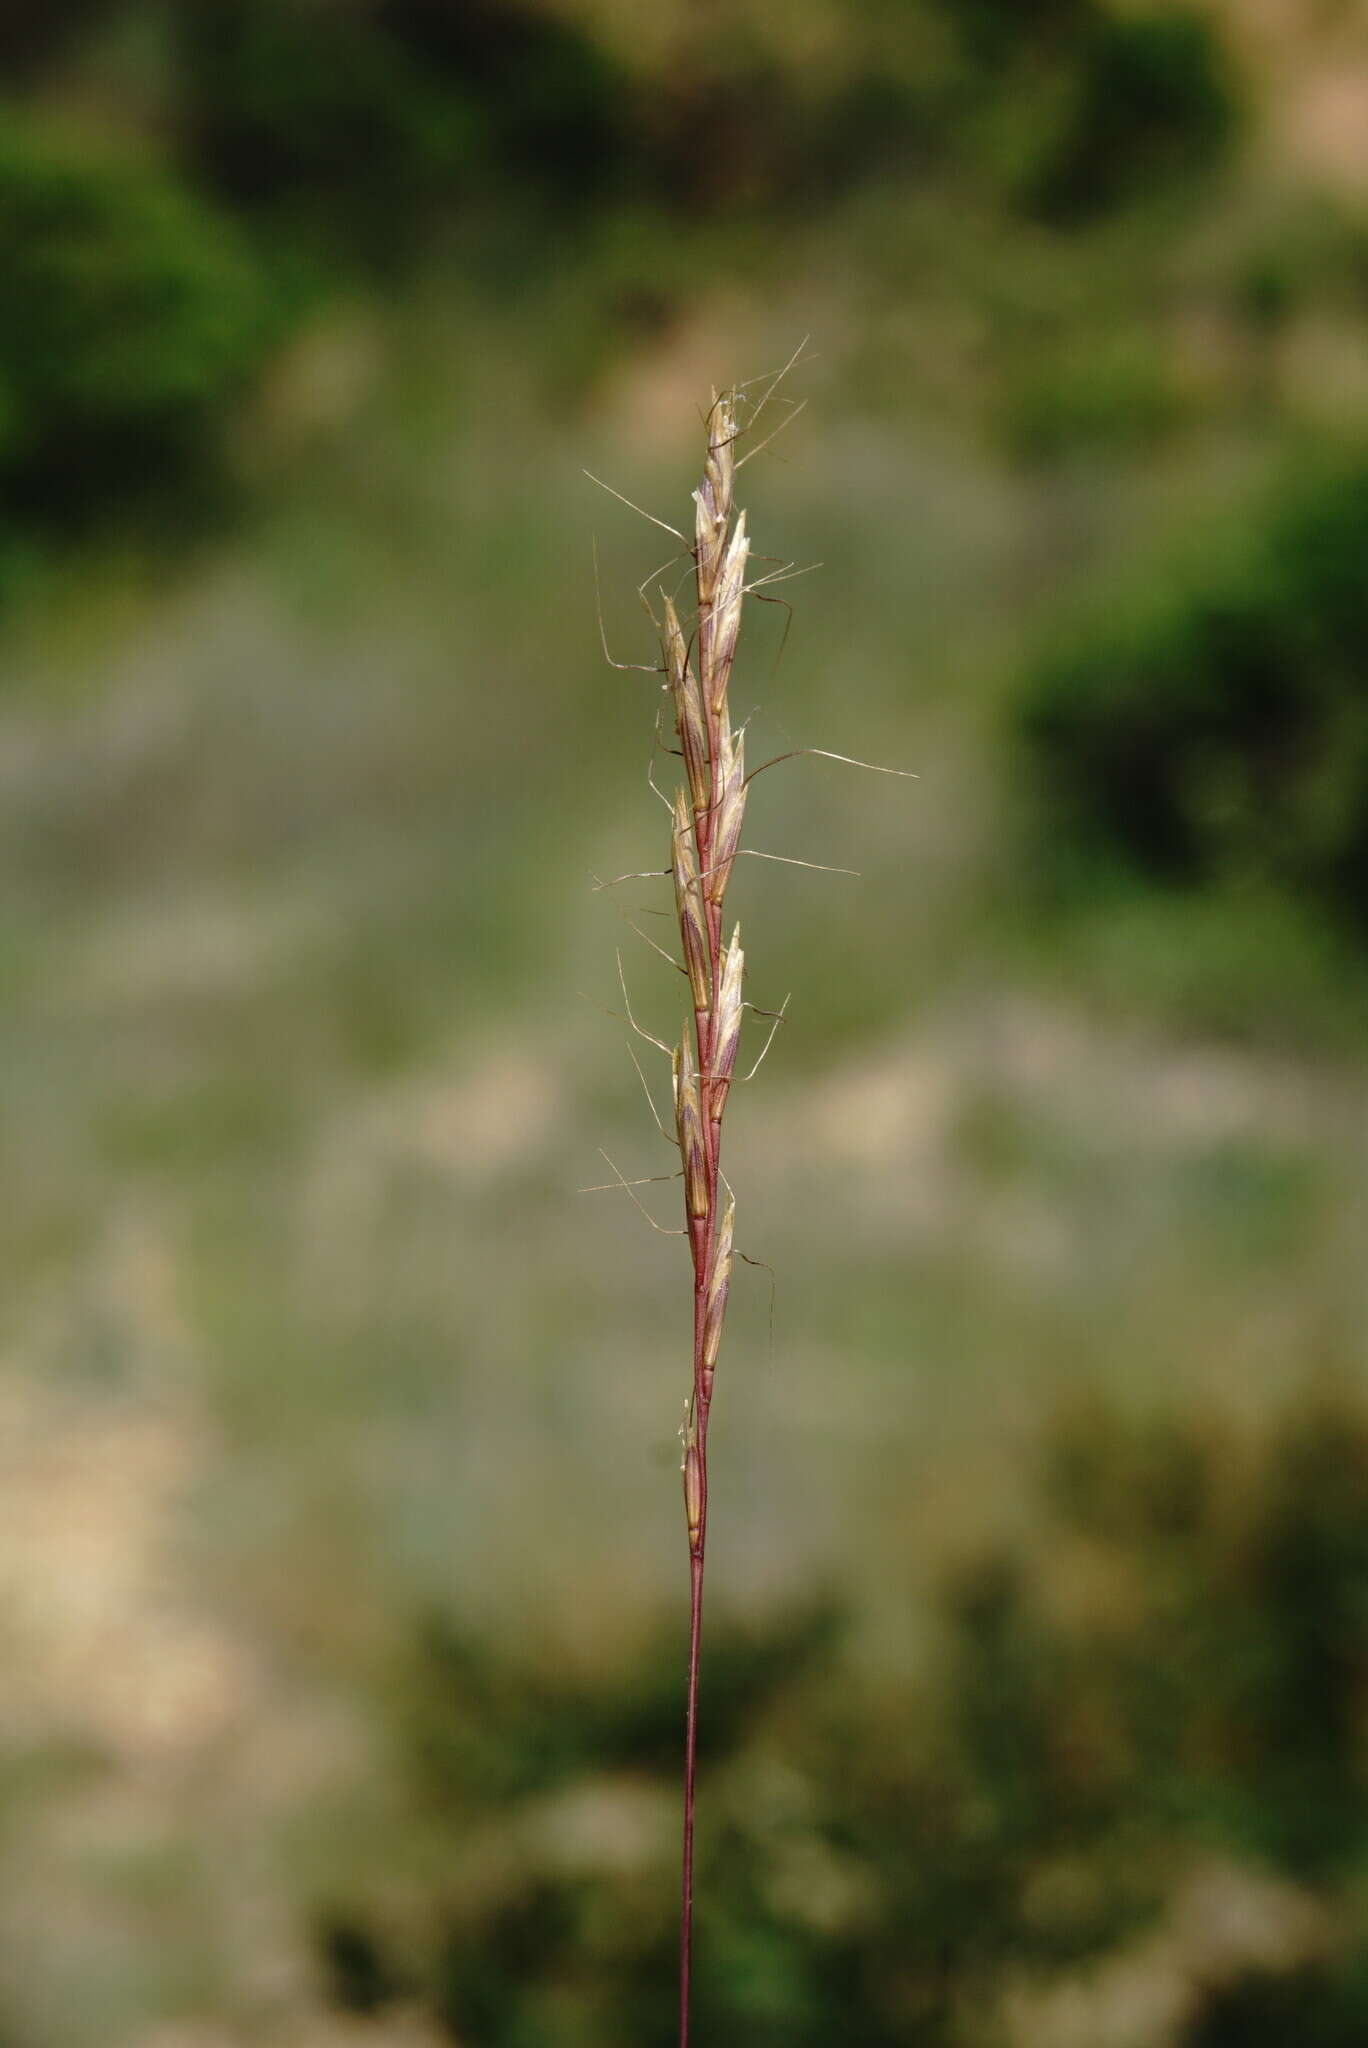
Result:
[3, 1, 1368, 2043]
[0, 0, 1247, 569]
[1021, 461, 1368, 930]
[304, 1398, 1368, 2046]
[0, 112, 271, 537]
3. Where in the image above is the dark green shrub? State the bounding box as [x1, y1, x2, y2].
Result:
[1238, 1407, 1368, 1870]
[944, 0, 1099, 68]
[0, 115, 270, 523]
[1184, 1955, 1368, 2048]
[174, 0, 483, 257]
[176, 0, 950, 245]
[435, 1882, 582, 2047]
[0, 1, 113, 79]
[397, 1603, 841, 1814]
[315, 1912, 403, 2015]
[175, 0, 628, 261]
[1034, 1397, 1368, 1879]
[1018, 461, 1368, 932]
[1025, 8, 1237, 220]
[384, 0, 628, 200]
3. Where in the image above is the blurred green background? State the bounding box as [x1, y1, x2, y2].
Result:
[3, 2, 1368, 2042]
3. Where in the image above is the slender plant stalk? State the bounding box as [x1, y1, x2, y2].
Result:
[595, 370, 825, 2041]
[595, 368, 909, 2041]
[667, 389, 752, 2045]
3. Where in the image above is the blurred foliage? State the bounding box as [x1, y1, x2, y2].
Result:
[998, 331, 1188, 459]
[309, 1395, 1368, 2041]
[1021, 8, 1237, 221]
[0, 3, 115, 82]
[1183, 1955, 1368, 2048]
[399, 1603, 842, 1815]
[0, 111, 270, 532]
[1019, 460, 1368, 936]
[0, 0, 1248, 559]
[945, 0, 1098, 68]
[174, 2, 484, 251]
[175, 0, 628, 260]
[940, 1, 1236, 223]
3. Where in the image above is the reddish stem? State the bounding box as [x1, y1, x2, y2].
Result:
[680, 1484, 704, 2038]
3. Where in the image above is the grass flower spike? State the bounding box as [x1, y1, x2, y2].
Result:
[589, 355, 913, 2042]
[659, 387, 762, 2045]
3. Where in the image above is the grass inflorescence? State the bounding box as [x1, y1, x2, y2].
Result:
[590, 356, 913, 2043]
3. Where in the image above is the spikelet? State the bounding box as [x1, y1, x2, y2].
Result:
[707, 510, 749, 716]
[672, 789, 710, 1014]
[673, 1032, 708, 1222]
[682, 1428, 703, 1553]
[707, 728, 746, 905]
[693, 391, 736, 609]
[664, 595, 710, 821]
[701, 1192, 734, 1398]
[711, 925, 744, 1093]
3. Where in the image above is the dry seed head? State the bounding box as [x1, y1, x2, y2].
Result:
[674, 1032, 708, 1220]
[702, 1191, 734, 1386]
[712, 925, 744, 1088]
[663, 595, 711, 820]
[707, 728, 747, 905]
[708, 509, 749, 716]
[672, 788, 710, 1014]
